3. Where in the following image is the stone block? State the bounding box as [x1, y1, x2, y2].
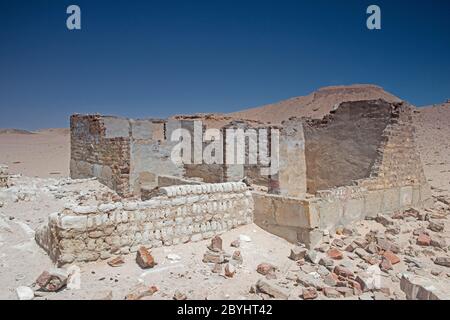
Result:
[364, 190, 384, 218]
[400, 186, 413, 208]
[317, 198, 343, 230]
[382, 188, 400, 214]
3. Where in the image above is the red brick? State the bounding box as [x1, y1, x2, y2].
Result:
[417, 233, 431, 246]
[327, 248, 343, 260]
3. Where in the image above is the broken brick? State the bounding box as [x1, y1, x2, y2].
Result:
[327, 248, 343, 260]
[417, 233, 431, 246]
[136, 246, 156, 269]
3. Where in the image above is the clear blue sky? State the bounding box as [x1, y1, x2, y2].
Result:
[1, 0, 449, 129]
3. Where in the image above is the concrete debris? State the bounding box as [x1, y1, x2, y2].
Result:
[255, 279, 289, 299]
[16, 286, 34, 300]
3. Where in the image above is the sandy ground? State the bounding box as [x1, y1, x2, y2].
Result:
[0, 129, 69, 178]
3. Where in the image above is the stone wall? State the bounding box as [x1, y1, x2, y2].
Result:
[70, 115, 132, 195]
[253, 100, 432, 248]
[358, 102, 428, 190]
[269, 118, 307, 197]
[303, 100, 393, 194]
[70, 115, 193, 196]
[0, 165, 8, 188]
[253, 182, 432, 248]
[36, 182, 253, 266]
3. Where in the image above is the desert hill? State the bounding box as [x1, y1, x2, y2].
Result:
[413, 100, 450, 194]
[228, 84, 402, 124]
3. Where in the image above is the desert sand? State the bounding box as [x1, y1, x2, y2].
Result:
[0, 129, 69, 178]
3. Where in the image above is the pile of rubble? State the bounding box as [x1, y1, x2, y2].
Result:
[245, 201, 450, 300]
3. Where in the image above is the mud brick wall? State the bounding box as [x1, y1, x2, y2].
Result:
[303, 100, 392, 194]
[36, 182, 254, 265]
[303, 100, 428, 194]
[70, 115, 131, 195]
[0, 165, 9, 188]
[359, 102, 428, 190]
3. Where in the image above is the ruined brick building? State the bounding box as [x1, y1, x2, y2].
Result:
[36, 99, 432, 265]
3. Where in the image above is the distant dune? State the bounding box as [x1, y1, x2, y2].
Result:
[0, 128, 69, 178]
[0, 128, 35, 135]
[228, 84, 402, 124]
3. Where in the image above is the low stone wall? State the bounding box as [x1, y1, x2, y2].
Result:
[141, 175, 204, 200]
[36, 182, 253, 266]
[0, 165, 9, 188]
[253, 182, 432, 248]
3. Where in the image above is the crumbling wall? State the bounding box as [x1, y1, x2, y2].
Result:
[0, 165, 9, 188]
[358, 102, 428, 190]
[182, 120, 273, 186]
[70, 115, 190, 196]
[253, 100, 432, 248]
[303, 100, 393, 194]
[129, 119, 186, 195]
[36, 182, 253, 265]
[70, 115, 131, 195]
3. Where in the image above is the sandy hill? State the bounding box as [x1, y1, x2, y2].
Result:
[413, 100, 450, 194]
[0, 128, 35, 135]
[228, 84, 402, 124]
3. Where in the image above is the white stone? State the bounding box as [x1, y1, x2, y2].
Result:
[98, 203, 116, 212]
[239, 234, 252, 242]
[167, 253, 181, 262]
[72, 205, 97, 215]
[60, 215, 88, 230]
[16, 286, 34, 300]
[123, 202, 138, 211]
